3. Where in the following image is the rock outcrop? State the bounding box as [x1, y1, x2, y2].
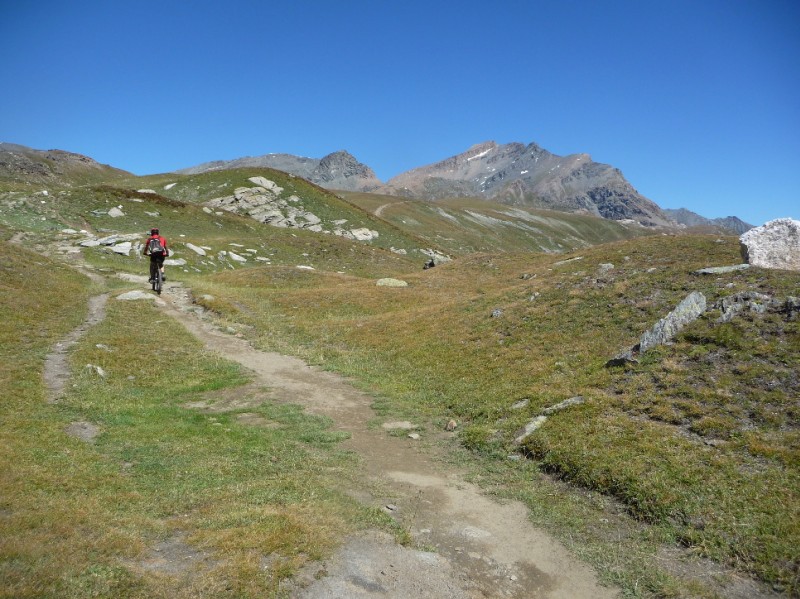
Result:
[608, 291, 707, 365]
[205, 176, 379, 240]
[740, 218, 800, 271]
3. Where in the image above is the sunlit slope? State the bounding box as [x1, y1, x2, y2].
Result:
[0, 181, 418, 278]
[192, 234, 800, 592]
[339, 190, 648, 255]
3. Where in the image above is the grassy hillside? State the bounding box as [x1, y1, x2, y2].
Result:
[2, 165, 797, 596]
[191, 234, 799, 594]
[339, 190, 648, 255]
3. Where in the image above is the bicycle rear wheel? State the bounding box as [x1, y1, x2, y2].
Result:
[154, 269, 162, 295]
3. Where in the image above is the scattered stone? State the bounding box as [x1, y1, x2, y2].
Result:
[542, 396, 585, 415]
[376, 278, 408, 287]
[84, 363, 107, 378]
[228, 252, 247, 263]
[510, 399, 529, 410]
[408, 433, 421, 440]
[490, 309, 503, 318]
[164, 183, 177, 190]
[350, 228, 380, 241]
[385, 504, 398, 512]
[553, 256, 584, 266]
[165, 258, 186, 266]
[740, 218, 800, 271]
[185, 243, 206, 256]
[513, 416, 548, 444]
[695, 264, 751, 275]
[137, 189, 157, 194]
[598, 263, 615, 274]
[296, 265, 315, 270]
[109, 242, 132, 255]
[607, 291, 707, 366]
[715, 292, 799, 323]
[107, 207, 125, 218]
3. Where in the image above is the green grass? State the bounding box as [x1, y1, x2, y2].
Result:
[0, 244, 399, 598]
[191, 234, 800, 595]
[340, 190, 648, 255]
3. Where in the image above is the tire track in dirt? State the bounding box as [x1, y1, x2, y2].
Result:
[158, 283, 619, 599]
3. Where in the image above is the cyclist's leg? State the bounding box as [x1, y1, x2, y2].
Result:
[157, 255, 166, 281]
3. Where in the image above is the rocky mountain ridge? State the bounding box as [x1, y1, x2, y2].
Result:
[0, 142, 749, 233]
[176, 150, 381, 192]
[663, 208, 753, 234]
[177, 141, 674, 227]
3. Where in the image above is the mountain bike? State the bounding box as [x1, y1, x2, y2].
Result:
[149, 261, 163, 295]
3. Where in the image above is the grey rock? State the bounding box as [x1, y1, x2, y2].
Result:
[542, 396, 585, 415]
[185, 243, 206, 256]
[695, 264, 751, 275]
[110, 242, 132, 255]
[740, 218, 800, 271]
[376, 278, 408, 287]
[608, 291, 707, 366]
[639, 291, 707, 353]
[491, 309, 503, 318]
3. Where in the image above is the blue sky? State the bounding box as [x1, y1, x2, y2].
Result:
[1, 0, 797, 225]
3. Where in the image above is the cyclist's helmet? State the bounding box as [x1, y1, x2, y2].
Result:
[150, 227, 159, 235]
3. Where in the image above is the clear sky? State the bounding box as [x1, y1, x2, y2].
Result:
[1, 0, 798, 225]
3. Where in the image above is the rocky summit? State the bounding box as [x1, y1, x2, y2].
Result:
[377, 141, 674, 227]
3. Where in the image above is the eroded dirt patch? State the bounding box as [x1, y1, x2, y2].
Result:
[44, 293, 109, 403]
[158, 284, 620, 599]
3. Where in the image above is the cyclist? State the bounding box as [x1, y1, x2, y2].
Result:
[143, 227, 169, 283]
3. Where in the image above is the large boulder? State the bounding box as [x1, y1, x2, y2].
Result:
[740, 218, 800, 271]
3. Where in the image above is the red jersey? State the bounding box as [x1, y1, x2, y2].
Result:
[143, 234, 169, 256]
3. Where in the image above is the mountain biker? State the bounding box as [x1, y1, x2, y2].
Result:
[143, 227, 169, 283]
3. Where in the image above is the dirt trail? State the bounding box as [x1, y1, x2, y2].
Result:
[43, 270, 107, 404]
[157, 283, 619, 598]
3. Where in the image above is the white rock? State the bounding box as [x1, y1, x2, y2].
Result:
[61, 228, 78, 234]
[228, 252, 247, 263]
[377, 278, 408, 287]
[164, 183, 177, 190]
[137, 189, 157, 194]
[740, 218, 800, 271]
[185, 243, 206, 256]
[108, 207, 125, 218]
[110, 242, 132, 255]
[165, 258, 186, 266]
[80, 239, 101, 247]
[351, 228, 379, 241]
[203, 207, 213, 214]
[296, 265, 315, 270]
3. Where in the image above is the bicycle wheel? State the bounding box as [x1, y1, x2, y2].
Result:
[154, 269, 162, 295]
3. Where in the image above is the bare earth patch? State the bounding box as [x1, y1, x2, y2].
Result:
[159, 284, 619, 598]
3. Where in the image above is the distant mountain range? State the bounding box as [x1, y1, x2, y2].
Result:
[0, 141, 752, 233]
[663, 208, 753, 234]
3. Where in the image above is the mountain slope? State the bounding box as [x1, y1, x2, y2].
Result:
[175, 150, 381, 191]
[378, 141, 673, 227]
[664, 207, 753, 234]
[0, 142, 131, 187]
